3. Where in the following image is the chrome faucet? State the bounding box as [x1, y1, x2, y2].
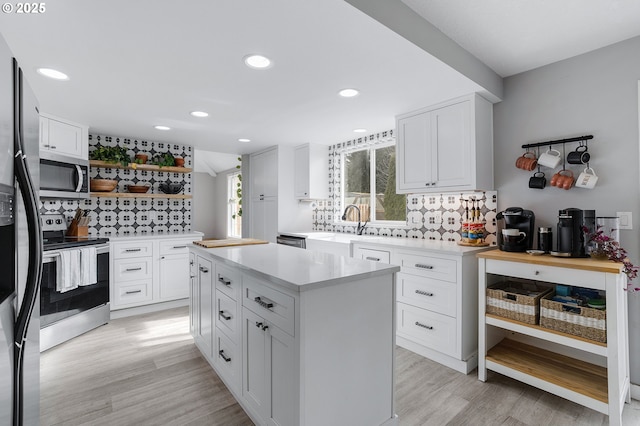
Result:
[342, 204, 368, 235]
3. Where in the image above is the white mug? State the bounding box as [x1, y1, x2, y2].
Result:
[575, 167, 598, 189]
[537, 148, 562, 169]
[502, 228, 526, 243]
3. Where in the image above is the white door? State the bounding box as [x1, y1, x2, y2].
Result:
[243, 307, 267, 418]
[45, 117, 84, 158]
[197, 257, 213, 357]
[266, 324, 295, 426]
[294, 145, 309, 198]
[396, 111, 433, 192]
[159, 253, 189, 301]
[431, 101, 472, 188]
[189, 253, 198, 336]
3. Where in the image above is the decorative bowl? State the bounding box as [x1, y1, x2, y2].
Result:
[135, 153, 148, 164]
[126, 183, 151, 194]
[159, 183, 184, 194]
[89, 179, 117, 192]
[174, 157, 185, 167]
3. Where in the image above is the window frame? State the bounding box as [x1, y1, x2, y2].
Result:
[227, 171, 242, 238]
[339, 140, 406, 227]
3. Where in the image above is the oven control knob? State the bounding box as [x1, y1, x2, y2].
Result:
[56, 219, 63, 224]
[46, 219, 53, 225]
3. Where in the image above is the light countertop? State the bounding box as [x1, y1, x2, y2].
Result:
[190, 243, 399, 292]
[104, 231, 204, 242]
[281, 231, 495, 256]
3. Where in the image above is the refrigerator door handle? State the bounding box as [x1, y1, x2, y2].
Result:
[13, 63, 43, 426]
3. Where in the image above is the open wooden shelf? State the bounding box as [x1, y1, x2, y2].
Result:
[90, 160, 192, 174]
[486, 339, 608, 404]
[90, 192, 191, 199]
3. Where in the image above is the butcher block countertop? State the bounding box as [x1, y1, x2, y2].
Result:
[477, 250, 623, 274]
[190, 243, 399, 292]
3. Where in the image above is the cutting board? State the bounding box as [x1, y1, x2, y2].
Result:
[193, 238, 269, 248]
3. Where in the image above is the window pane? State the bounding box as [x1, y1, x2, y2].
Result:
[375, 146, 406, 221]
[228, 172, 242, 238]
[343, 149, 371, 222]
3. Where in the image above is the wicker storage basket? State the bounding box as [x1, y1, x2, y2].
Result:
[486, 281, 554, 324]
[540, 293, 606, 343]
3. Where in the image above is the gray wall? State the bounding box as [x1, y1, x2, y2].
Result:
[192, 172, 217, 239]
[493, 36, 640, 382]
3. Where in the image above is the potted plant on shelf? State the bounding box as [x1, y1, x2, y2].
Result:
[150, 151, 175, 167]
[584, 226, 638, 291]
[90, 146, 131, 166]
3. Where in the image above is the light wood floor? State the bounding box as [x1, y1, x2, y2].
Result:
[41, 307, 640, 426]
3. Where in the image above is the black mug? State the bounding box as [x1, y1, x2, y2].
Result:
[529, 171, 546, 189]
[567, 146, 590, 165]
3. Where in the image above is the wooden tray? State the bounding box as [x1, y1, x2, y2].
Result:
[457, 241, 490, 247]
[194, 238, 269, 248]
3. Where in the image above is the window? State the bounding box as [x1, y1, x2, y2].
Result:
[341, 142, 406, 224]
[227, 171, 242, 238]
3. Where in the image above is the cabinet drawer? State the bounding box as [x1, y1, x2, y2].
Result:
[215, 263, 242, 301]
[159, 239, 193, 255]
[243, 276, 295, 336]
[397, 272, 457, 317]
[114, 281, 152, 306]
[397, 302, 457, 357]
[216, 290, 238, 342]
[114, 257, 152, 282]
[396, 252, 457, 283]
[215, 328, 240, 392]
[485, 259, 605, 290]
[355, 247, 391, 264]
[112, 241, 153, 259]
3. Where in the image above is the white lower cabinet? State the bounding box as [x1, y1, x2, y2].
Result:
[196, 256, 213, 358]
[110, 235, 202, 310]
[189, 252, 198, 336]
[353, 242, 488, 374]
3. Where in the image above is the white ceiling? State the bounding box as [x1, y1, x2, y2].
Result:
[401, 0, 640, 77]
[1, 1, 639, 173]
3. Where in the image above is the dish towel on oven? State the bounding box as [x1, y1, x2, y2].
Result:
[57, 249, 80, 293]
[79, 247, 97, 286]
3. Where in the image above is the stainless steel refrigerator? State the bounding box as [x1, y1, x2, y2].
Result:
[0, 33, 42, 426]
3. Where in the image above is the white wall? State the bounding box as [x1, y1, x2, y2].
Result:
[192, 172, 216, 238]
[493, 36, 640, 383]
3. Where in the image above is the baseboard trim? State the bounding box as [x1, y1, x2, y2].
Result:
[110, 299, 188, 319]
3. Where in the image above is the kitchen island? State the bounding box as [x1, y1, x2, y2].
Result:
[189, 242, 400, 426]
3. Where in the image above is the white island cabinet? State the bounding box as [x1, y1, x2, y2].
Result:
[190, 243, 400, 426]
[477, 251, 630, 426]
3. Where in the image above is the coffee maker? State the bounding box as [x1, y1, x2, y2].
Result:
[556, 208, 595, 257]
[496, 207, 535, 252]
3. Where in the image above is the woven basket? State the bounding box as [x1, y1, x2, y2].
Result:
[540, 293, 606, 343]
[486, 281, 554, 324]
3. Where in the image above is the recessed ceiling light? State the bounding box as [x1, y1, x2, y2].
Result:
[36, 68, 69, 81]
[238, 138, 251, 143]
[338, 88, 359, 98]
[354, 128, 367, 133]
[244, 54, 272, 69]
[154, 125, 171, 131]
[190, 111, 209, 118]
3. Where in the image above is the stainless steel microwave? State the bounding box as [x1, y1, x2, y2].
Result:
[39, 151, 90, 199]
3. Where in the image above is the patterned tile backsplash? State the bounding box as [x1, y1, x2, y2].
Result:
[312, 129, 498, 245]
[40, 134, 192, 236]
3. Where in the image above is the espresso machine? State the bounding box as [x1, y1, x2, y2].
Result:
[496, 207, 535, 252]
[556, 208, 595, 257]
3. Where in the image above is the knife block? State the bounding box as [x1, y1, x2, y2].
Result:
[66, 220, 88, 237]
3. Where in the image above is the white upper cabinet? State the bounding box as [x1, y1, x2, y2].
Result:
[294, 143, 328, 199]
[250, 147, 278, 199]
[39, 113, 89, 159]
[396, 93, 494, 193]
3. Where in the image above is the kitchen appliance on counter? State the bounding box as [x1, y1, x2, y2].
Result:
[555, 208, 594, 257]
[40, 214, 110, 351]
[39, 152, 90, 199]
[496, 207, 535, 252]
[0, 35, 42, 425]
[276, 233, 306, 249]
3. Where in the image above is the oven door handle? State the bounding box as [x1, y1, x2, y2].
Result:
[75, 164, 84, 193]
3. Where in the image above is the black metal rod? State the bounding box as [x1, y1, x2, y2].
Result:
[521, 135, 593, 149]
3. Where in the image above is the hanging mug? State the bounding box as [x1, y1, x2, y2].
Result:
[538, 148, 562, 168]
[575, 167, 598, 189]
[515, 151, 537, 171]
[567, 145, 590, 165]
[528, 171, 546, 189]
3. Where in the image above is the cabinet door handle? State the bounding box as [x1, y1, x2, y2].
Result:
[43, 144, 50, 148]
[415, 264, 433, 270]
[125, 248, 142, 252]
[415, 290, 434, 297]
[172, 245, 187, 249]
[50, 145, 57, 149]
[366, 256, 380, 261]
[425, 182, 431, 186]
[218, 350, 231, 363]
[190, 260, 194, 265]
[218, 275, 231, 286]
[254, 296, 274, 310]
[414, 321, 433, 330]
[431, 182, 436, 186]
[219, 311, 231, 321]
[190, 275, 196, 279]
[125, 267, 142, 272]
[125, 289, 142, 295]
[255, 321, 269, 331]
[199, 266, 209, 273]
